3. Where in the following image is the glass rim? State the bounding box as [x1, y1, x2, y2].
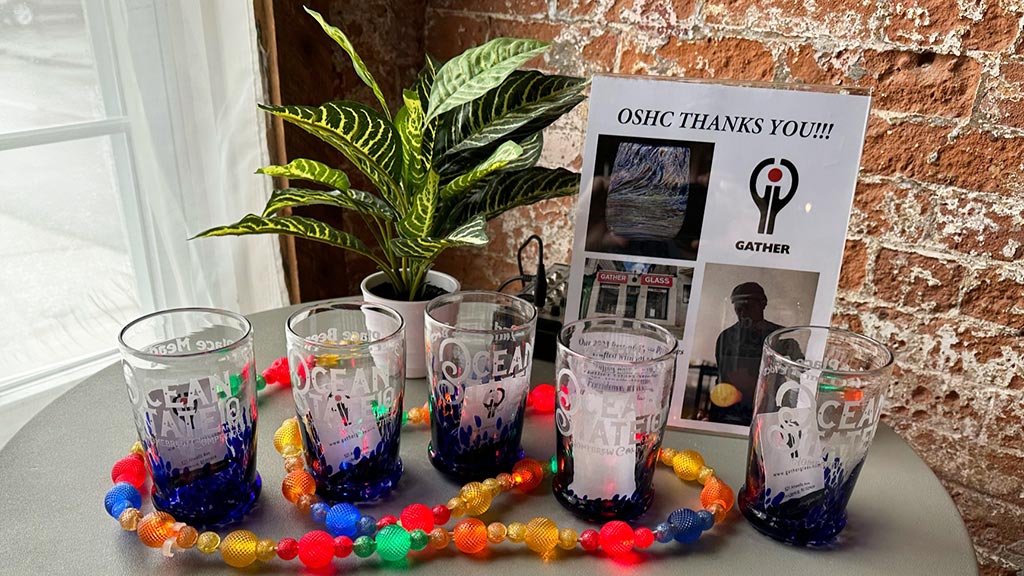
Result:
[764, 325, 895, 377]
[118, 307, 252, 360]
[286, 300, 405, 350]
[557, 317, 679, 367]
[424, 290, 537, 334]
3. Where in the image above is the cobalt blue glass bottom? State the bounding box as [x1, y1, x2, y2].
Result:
[152, 467, 262, 529]
[315, 456, 403, 503]
[428, 441, 524, 482]
[428, 396, 527, 481]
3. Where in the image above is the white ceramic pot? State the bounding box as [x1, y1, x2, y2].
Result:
[360, 270, 460, 380]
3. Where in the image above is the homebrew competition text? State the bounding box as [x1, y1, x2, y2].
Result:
[616, 108, 835, 140]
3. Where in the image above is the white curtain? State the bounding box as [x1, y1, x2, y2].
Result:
[110, 0, 288, 314]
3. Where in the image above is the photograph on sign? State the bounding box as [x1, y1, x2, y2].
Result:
[563, 75, 871, 436]
[577, 257, 694, 340]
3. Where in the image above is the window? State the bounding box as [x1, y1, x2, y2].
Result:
[596, 284, 620, 314]
[646, 287, 670, 320]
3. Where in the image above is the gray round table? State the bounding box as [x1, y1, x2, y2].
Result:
[0, 305, 978, 575]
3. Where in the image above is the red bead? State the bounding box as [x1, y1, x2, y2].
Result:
[333, 535, 353, 558]
[377, 515, 399, 530]
[599, 521, 634, 557]
[511, 459, 545, 492]
[400, 503, 435, 532]
[432, 504, 451, 525]
[298, 530, 335, 569]
[529, 384, 556, 413]
[276, 538, 299, 560]
[634, 527, 655, 549]
[579, 529, 600, 551]
[110, 455, 146, 488]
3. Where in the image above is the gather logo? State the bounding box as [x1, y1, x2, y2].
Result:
[749, 158, 799, 235]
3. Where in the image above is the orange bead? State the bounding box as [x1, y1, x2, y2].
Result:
[452, 518, 488, 554]
[708, 503, 727, 524]
[282, 470, 316, 503]
[428, 527, 450, 549]
[296, 493, 318, 514]
[137, 511, 176, 548]
[487, 522, 507, 544]
[273, 418, 303, 455]
[511, 459, 545, 491]
[700, 476, 735, 512]
[176, 526, 199, 549]
[495, 473, 515, 491]
[284, 456, 305, 473]
[119, 508, 142, 531]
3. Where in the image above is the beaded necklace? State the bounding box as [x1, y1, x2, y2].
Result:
[104, 359, 735, 570]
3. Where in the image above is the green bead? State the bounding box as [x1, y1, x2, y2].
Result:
[353, 536, 377, 558]
[402, 411, 409, 426]
[549, 455, 558, 474]
[256, 375, 267, 391]
[375, 525, 411, 562]
[229, 374, 242, 396]
[409, 529, 429, 551]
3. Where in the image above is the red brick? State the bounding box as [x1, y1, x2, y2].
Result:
[849, 180, 932, 244]
[839, 239, 868, 292]
[961, 267, 1024, 327]
[933, 192, 1024, 262]
[946, 483, 1024, 557]
[545, 27, 619, 76]
[862, 118, 1024, 195]
[787, 47, 981, 117]
[431, 0, 547, 16]
[702, 0, 876, 41]
[900, 427, 1024, 502]
[885, 0, 1019, 53]
[621, 36, 775, 81]
[979, 62, 1024, 130]
[556, 0, 697, 25]
[872, 248, 965, 311]
[982, 391, 1024, 453]
[424, 11, 489, 61]
[950, 330, 1024, 389]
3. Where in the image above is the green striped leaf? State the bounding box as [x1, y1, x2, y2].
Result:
[440, 140, 522, 201]
[193, 214, 373, 259]
[390, 214, 489, 259]
[261, 188, 396, 221]
[304, 7, 390, 119]
[259, 101, 403, 208]
[449, 167, 579, 224]
[396, 90, 428, 194]
[256, 158, 350, 191]
[397, 170, 440, 239]
[436, 71, 587, 162]
[426, 38, 549, 121]
[500, 131, 544, 172]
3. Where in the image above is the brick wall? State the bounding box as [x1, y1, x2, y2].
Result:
[425, 1, 1024, 573]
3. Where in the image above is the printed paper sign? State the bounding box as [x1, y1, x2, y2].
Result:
[564, 76, 871, 436]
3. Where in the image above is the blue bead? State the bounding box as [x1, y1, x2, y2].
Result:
[310, 502, 330, 524]
[669, 509, 702, 544]
[104, 482, 142, 518]
[697, 509, 715, 531]
[325, 503, 361, 537]
[356, 514, 378, 536]
[653, 521, 676, 543]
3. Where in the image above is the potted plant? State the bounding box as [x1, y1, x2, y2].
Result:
[195, 7, 587, 378]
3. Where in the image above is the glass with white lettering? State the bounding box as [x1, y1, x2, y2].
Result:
[286, 301, 405, 502]
[553, 318, 678, 521]
[739, 326, 894, 546]
[425, 291, 537, 480]
[118, 308, 259, 527]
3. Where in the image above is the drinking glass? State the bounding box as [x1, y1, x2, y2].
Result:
[738, 326, 894, 545]
[118, 308, 260, 527]
[552, 317, 678, 521]
[286, 301, 405, 502]
[425, 291, 537, 480]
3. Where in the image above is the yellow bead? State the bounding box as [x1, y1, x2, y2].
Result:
[496, 473, 515, 491]
[220, 530, 258, 568]
[447, 497, 466, 518]
[429, 527, 450, 549]
[408, 407, 422, 422]
[697, 465, 715, 485]
[482, 478, 502, 496]
[256, 538, 278, 562]
[297, 493, 319, 514]
[558, 528, 578, 550]
[176, 526, 199, 549]
[459, 482, 492, 516]
[507, 522, 526, 543]
[659, 447, 678, 466]
[197, 532, 221, 554]
[316, 353, 341, 368]
[130, 441, 144, 456]
[280, 444, 303, 459]
[137, 511, 176, 548]
[118, 508, 142, 531]
[487, 522, 507, 544]
[273, 418, 302, 455]
[524, 517, 559, 554]
[284, 455, 305, 473]
[672, 450, 705, 481]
